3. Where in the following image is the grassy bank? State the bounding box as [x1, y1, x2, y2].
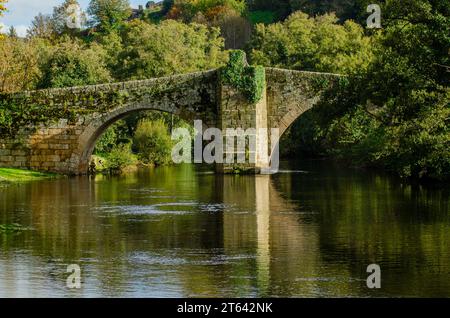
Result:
[0, 168, 58, 182]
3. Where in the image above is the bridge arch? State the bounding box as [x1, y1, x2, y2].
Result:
[75, 103, 202, 174]
[265, 68, 339, 170]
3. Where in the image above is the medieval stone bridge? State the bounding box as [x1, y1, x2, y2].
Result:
[0, 53, 340, 175]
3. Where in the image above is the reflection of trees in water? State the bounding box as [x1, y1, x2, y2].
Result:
[0, 163, 449, 296]
[272, 160, 450, 296]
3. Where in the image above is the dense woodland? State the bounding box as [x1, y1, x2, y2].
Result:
[0, 0, 448, 181]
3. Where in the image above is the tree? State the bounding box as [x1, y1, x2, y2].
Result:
[114, 19, 227, 80]
[7, 26, 17, 38]
[52, 0, 86, 35]
[249, 11, 373, 74]
[0, 0, 7, 37]
[248, 0, 291, 20]
[87, 0, 131, 33]
[208, 7, 252, 49]
[163, 0, 246, 22]
[38, 37, 111, 88]
[289, 0, 360, 21]
[0, 37, 42, 92]
[27, 13, 56, 39]
[315, 0, 450, 180]
[133, 119, 173, 166]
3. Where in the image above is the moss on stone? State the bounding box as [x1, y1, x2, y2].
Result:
[220, 50, 266, 103]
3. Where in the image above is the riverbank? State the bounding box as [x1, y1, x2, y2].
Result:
[0, 168, 59, 183]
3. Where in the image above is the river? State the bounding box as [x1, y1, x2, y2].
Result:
[0, 160, 449, 297]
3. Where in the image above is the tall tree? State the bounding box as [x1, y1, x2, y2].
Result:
[52, 0, 86, 35]
[0, 0, 7, 36]
[7, 25, 17, 38]
[316, 0, 450, 180]
[114, 19, 227, 80]
[38, 37, 111, 88]
[0, 37, 41, 92]
[27, 13, 55, 39]
[249, 11, 373, 74]
[0, 0, 6, 17]
[87, 0, 131, 33]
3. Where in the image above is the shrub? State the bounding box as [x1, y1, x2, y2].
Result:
[95, 126, 118, 153]
[133, 119, 173, 166]
[221, 50, 265, 103]
[105, 143, 136, 173]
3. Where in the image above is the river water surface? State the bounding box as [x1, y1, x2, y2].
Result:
[0, 160, 449, 297]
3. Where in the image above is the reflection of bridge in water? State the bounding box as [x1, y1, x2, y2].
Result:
[219, 175, 320, 297]
[1, 165, 449, 297]
[0, 170, 324, 297]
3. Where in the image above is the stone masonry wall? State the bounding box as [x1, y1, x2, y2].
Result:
[0, 70, 218, 174]
[266, 67, 341, 138]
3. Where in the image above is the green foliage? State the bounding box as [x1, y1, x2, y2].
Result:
[289, 0, 365, 22]
[249, 11, 374, 74]
[95, 125, 118, 153]
[88, 0, 131, 33]
[38, 37, 111, 88]
[247, 0, 290, 20]
[221, 50, 265, 103]
[114, 19, 227, 79]
[308, 0, 450, 180]
[0, 37, 52, 93]
[164, 0, 246, 21]
[247, 10, 275, 24]
[133, 119, 173, 166]
[105, 143, 136, 172]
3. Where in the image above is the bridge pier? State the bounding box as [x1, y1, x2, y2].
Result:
[216, 81, 270, 174]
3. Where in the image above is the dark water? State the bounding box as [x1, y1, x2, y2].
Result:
[0, 161, 449, 297]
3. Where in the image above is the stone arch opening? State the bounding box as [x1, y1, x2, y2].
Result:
[75, 104, 200, 175]
[267, 107, 318, 173]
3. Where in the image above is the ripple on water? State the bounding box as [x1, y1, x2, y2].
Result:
[277, 170, 310, 174]
[93, 200, 235, 217]
[93, 204, 194, 216]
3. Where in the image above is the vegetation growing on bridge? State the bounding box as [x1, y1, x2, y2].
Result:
[221, 50, 265, 103]
[0, 88, 130, 136]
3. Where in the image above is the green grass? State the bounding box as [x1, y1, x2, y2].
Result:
[0, 168, 58, 182]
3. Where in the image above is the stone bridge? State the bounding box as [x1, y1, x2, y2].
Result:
[0, 52, 340, 175]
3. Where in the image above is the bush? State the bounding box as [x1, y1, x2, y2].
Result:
[95, 126, 118, 153]
[105, 143, 136, 173]
[133, 119, 173, 166]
